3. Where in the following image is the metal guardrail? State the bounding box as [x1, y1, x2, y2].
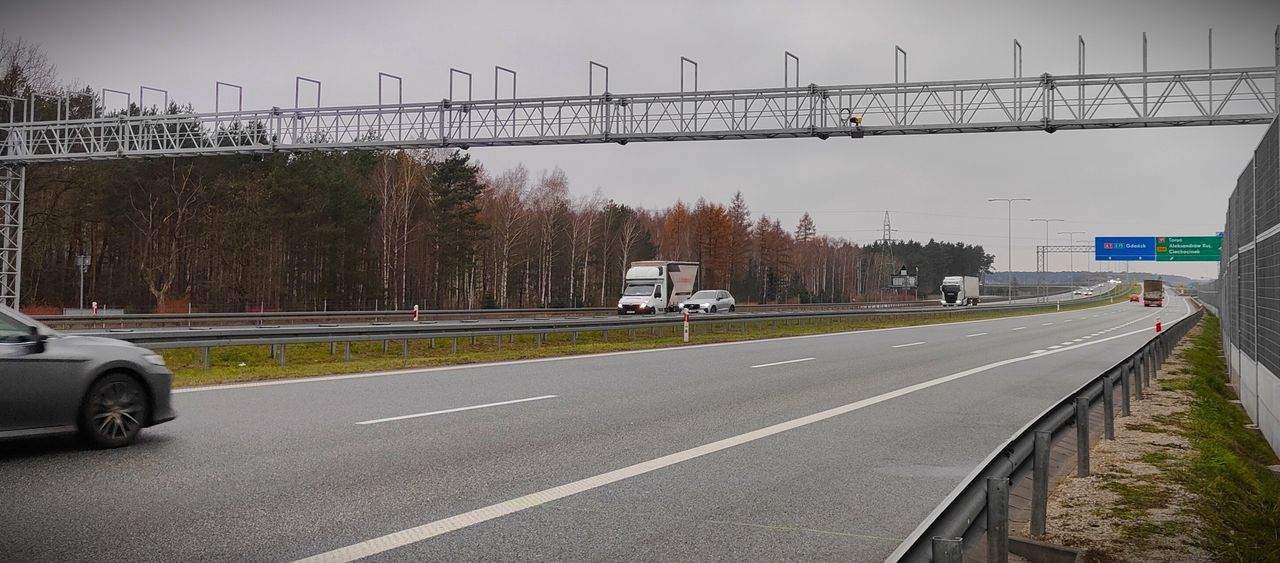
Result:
[890, 298, 1204, 563]
[69, 287, 1126, 369]
[38, 300, 941, 330]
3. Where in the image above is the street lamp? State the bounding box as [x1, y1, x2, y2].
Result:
[1030, 218, 1064, 302]
[1059, 230, 1086, 286]
[75, 255, 91, 310]
[988, 197, 1031, 303]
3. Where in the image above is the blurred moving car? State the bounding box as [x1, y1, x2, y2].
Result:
[0, 306, 176, 448]
[680, 290, 736, 313]
[1129, 294, 1141, 302]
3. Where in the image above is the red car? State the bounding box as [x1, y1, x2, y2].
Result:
[1129, 294, 1140, 302]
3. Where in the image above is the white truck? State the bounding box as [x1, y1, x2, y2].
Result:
[940, 275, 980, 306]
[616, 261, 699, 314]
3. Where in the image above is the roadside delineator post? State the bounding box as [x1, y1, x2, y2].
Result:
[412, 304, 419, 322]
[682, 310, 690, 343]
[1155, 317, 1161, 333]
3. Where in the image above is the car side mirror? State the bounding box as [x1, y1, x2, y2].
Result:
[27, 326, 45, 354]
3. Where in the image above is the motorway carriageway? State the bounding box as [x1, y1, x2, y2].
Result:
[0, 290, 1186, 562]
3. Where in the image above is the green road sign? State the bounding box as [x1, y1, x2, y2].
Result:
[1155, 236, 1221, 261]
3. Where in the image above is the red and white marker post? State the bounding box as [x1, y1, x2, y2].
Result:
[1155, 317, 1162, 333]
[412, 304, 419, 322]
[91, 301, 98, 315]
[682, 309, 690, 343]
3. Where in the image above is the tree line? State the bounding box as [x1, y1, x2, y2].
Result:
[3, 34, 994, 312]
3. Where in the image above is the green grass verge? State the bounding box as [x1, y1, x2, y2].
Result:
[163, 287, 1137, 388]
[1159, 314, 1280, 561]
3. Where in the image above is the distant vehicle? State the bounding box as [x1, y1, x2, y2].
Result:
[1129, 294, 1141, 302]
[617, 261, 699, 314]
[0, 306, 176, 448]
[1142, 279, 1164, 307]
[680, 290, 736, 313]
[940, 276, 980, 306]
[1084, 289, 1094, 296]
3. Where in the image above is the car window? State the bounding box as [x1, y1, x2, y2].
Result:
[0, 309, 31, 343]
[691, 291, 718, 299]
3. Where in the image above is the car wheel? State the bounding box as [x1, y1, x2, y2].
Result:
[710, 305, 718, 313]
[729, 305, 736, 312]
[79, 372, 150, 449]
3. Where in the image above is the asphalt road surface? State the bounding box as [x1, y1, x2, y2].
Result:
[0, 293, 1192, 562]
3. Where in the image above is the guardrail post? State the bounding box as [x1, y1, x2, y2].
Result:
[1121, 361, 1132, 415]
[330, 341, 337, 355]
[403, 340, 409, 359]
[1103, 373, 1115, 440]
[1031, 430, 1050, 538]
[537, 332, 543, 347]
[572, 331, 578, 345]
[382, 340, 389, 354]
[278, 344, 287, 366]
[452, 337, 458, 353]
[987, 476, 1010, 563]
[200, 347, 210, 370]
[931, 536, 964, 563]
[344, 341, 351, 360]
[430, 337, 435, 349]
[496, 334, 502, 350]
[1134, 357, 1145, 401]
[1075, 397, 1090, 477]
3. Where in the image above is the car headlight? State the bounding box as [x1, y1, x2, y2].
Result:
[143, 354, 167, 366]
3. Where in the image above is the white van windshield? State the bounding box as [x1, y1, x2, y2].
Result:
[622, 284, 656, 296]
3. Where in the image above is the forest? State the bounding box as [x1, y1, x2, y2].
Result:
[3, 35, 994, 313]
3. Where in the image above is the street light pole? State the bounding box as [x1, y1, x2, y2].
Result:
[1030, 218, 1063, 302]
[989, 197, 1031, 303]
[75, 255, 91, 311]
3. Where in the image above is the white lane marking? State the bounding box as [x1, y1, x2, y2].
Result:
[892, 341, 926, 348]
[751, 357, 816, 369]
[966, 333, 988, 337]
[1061, 342, 1074, 346]
[1048, 345, 1062, 349]
[1042, 322, 1054, 326]
[178, 300, 1139, 394]
[1081, 336, 1092, 339]
[299, 302, 1191, 563]
[1064, 319, 1074, 323]
[1031, 349, 1048, 354]
[1072, 339, 1083, 342]
[356, 395, 558, 425]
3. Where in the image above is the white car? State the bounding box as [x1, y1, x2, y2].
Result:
[680, 290, 736, 313]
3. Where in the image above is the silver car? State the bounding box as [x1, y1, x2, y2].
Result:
[0, 306, 176, 448]
[680, 290, 736, 313]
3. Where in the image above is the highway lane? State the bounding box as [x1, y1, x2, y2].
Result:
[0, 294, 1191, 562]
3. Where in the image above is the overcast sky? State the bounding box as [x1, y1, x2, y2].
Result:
[7, 0, 1280, 279]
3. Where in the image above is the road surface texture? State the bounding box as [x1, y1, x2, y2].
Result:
[0, 293, 1190, 562]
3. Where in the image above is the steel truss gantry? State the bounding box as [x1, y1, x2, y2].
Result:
[0, 30, 1278, 309]
[2, 66, 1277, 164]
[1036, 245, 1094, 302]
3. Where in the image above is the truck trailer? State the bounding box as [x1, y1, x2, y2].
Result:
[1142, 279, 1164, 307]
[940, 276, 981, 306]
[616, 261, 700, 314]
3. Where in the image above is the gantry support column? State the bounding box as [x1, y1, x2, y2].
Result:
[1, 164, 25, 309]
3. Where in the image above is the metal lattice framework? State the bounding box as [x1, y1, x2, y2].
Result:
[1, 31, 1278, 309]
[1, 66, 1277, 163]
[1, 166, 23, 307]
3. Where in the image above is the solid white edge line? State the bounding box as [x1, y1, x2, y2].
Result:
[355, 395, 559, 425]
[178, 301, 1133, 395]
[296, 300, 1185, 563]
[750, 357, 817, 369]
[965, 333, 987, 337]
[892, 342, 926, 348]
